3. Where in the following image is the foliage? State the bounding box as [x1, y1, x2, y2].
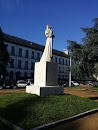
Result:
[0, 93, 98, 129]
[67, 18, 98, 79]
[0, 27, 10, 77]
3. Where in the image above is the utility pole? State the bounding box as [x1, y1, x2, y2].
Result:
[63, 49, 71, 87]
[69, 56, 71, 87]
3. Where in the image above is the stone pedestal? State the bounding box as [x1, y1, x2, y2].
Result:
[34, 61, 58, 86]
[26, 61, 64, 96]
[26, 85, 64, 96]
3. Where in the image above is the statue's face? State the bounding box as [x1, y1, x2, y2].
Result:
[49, 27, 51, 29]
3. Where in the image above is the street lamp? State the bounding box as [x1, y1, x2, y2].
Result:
[69, 56, 71, 87]
[63, 49, 71, 87]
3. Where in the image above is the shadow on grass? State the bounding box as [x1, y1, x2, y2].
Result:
[88, 97, 98, 101]
[0, 95, 51, 129]
[1, 94, 72, 129]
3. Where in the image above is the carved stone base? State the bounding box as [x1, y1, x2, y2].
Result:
[26, 85, 64, 96]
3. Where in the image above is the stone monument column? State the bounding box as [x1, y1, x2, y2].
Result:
[26, 25, 64, 96]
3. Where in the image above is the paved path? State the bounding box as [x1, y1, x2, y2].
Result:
[0, 89, 25, 96]
[64, 88, 98, 101]
[52, 112, 98, 130]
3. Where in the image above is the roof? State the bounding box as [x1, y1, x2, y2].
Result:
[2, 33, 69, 58]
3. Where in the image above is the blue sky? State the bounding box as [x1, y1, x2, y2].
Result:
[0, 0, 98, 52]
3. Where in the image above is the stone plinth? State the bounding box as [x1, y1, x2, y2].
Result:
[26, 61, 64, 96]
[34, 61, 58, 86]
[26, 85, 64, 96]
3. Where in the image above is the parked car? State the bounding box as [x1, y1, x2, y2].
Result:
[2, 81, 14, 89]
[79, 82, 85, 85]
[16, 80, 27, 88]
[62, 81, 69, 87]
[71, 81, 79, 86]
[58, 81, 63, 86]
[93, 82, 98, 85]
[26, 79, 34, 85]
[84, 81, 94, 85]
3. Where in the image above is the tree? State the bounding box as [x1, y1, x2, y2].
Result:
[67, 18, 98, 79]
[0, 27, 10, 78]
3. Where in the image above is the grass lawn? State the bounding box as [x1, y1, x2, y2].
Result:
[0, 93, 98, 129]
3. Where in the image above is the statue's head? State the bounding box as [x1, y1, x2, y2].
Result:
[46, 25, 51, 29]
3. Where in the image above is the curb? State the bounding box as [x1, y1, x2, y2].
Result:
[31, 108, 98, 130]
[0, 116, 23, 130]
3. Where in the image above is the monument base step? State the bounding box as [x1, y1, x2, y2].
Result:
[26, 85, 64, 96]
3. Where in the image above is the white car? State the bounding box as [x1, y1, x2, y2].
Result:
[16, 80, 27, 88]
[71, 81, 79, 86]
[26, 79, 34, 86]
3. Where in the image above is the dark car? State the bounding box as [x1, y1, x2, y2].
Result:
[62, 81, 69, 87]
[3, 81, 14, 89]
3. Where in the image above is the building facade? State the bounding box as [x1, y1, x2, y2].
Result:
[2, 33, 70, 82]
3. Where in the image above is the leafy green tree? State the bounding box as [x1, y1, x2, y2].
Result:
[67, 18, 98, 79]
[0, 27, 10, 78]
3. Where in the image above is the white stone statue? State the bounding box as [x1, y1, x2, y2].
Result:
[40, 25, 54, 62]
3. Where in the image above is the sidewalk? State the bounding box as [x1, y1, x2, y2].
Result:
[51, 112, 98, 130]
[64, 88, 98, 101]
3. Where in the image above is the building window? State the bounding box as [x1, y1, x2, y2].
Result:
[18, 60, 21, 69]
[66, 60, 67, 65]
[25, 61, 28, 69]
[24, 72, 27, 77]
[63, 59, 64, 65]
[16, 71, 21, 80]
[59, 67, 61, 73]
[55, 57, 57, 63]
[10, 59, 14, 68]
[25, 50, 29, 58]
[37, 52, 40, 60]
[52, 56, 54, 61]
[59, 58, 61, 64]
[18, 48, 22, 57]
[9, 71, 13, 80]
[31, 62, 34, 70]
[11, 46, 15, 55]
[31, 73, 34, 79]
[31, 51, 34, 59]
[62, 67, 64, 73]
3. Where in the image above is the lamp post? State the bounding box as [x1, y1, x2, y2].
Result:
[63, 49, 71, 87]
[69, 56, 71, 87]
